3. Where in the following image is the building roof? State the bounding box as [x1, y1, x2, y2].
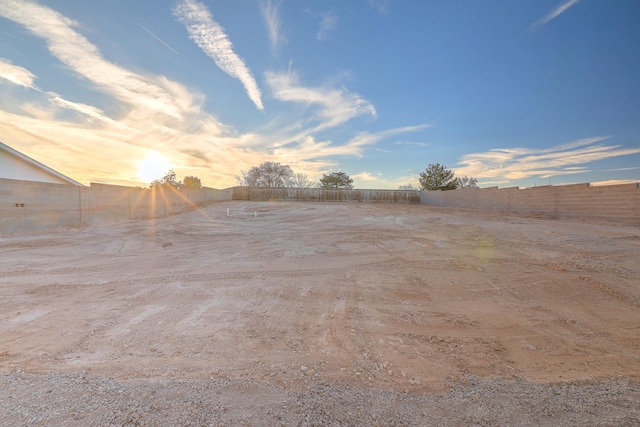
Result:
[0, 141, 83, 186]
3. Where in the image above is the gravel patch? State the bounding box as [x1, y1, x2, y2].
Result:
[1, 371, 638, 426]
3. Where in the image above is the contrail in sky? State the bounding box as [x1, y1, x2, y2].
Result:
[138, 23, 180, 55]
[173, 0, 264, 111]
[527, 0, 581, 32]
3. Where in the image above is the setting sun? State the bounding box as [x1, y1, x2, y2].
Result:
[137, 153, 172, 184]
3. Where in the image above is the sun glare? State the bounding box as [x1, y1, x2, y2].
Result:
[138, 153, 172, 184]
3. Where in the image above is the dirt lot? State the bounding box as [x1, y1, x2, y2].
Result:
[1, 201, 639, 425]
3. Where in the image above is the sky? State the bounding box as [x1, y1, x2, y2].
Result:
[0, 0, 639, 189]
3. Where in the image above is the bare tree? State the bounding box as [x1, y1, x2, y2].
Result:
[235, 170, 252, 186]
[456, 176, 478, 188]
[398, 183, 417, 191]
[289, 172, 315, 188]
[235, 162, 294, 187]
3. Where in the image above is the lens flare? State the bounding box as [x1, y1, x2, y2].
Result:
[138, 153, 172, 183]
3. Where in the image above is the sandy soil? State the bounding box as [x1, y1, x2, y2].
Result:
[1, 201, 639, 425]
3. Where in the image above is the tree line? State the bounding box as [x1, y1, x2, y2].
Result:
[235, 162, 354, 189]
[150, 162, 476, 191]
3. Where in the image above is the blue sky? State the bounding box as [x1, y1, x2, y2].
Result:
[0, 0, 639, 189]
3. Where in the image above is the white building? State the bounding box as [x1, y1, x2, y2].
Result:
[0, 141, 82, 186]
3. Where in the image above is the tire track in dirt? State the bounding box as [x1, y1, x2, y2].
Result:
[578, 276, 640, 308]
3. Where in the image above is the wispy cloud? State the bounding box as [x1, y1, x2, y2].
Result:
[173, 0, 264, 110]
[0, 0, 202, 119]
[0, 0, 240, 185]
[47, 93, 131, 130]
[352, 171, 378, 181]
[317, 11, 338, 41]
[0, 0, 425, 189]
[0, 58, 37, 88]
[343, 125, 430, 156]
[527, 0, 581, 33]
[602, 167, 639, 172]
[267, 125, 429, 175]
[394, 141, 429, 147]
[260, 0, 285, 52]
[138, 23, 180, 55]
[266, 69, 376, 131]
[455, 137, 640, 183]
[1, 54, 135, 131]
[366, 0, 390, 15]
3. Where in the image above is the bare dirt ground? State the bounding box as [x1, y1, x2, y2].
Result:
[1, 201, 639, 426]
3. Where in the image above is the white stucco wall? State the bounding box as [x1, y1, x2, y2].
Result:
[0, 149, 74, 185]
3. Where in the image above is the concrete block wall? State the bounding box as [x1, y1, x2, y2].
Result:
[85, 183, 230, 222]
[128, 187, 165, 220]
[478, 187, 516, 211]
[420, 182, 639, 225]
[1, 179, 233, 233]
[554, 183, 591, 221]
[158, 186, 185, 215]
[0, 178, 81, 232]
[510, 186, 557, 217]
[556, 183, 638, 223]
[419, 190, 445, 207]
[442, 187, 478, 209]
[87, 183, 133, 222]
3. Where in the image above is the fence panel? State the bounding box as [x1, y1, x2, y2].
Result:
[232, 187, 420, 203]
